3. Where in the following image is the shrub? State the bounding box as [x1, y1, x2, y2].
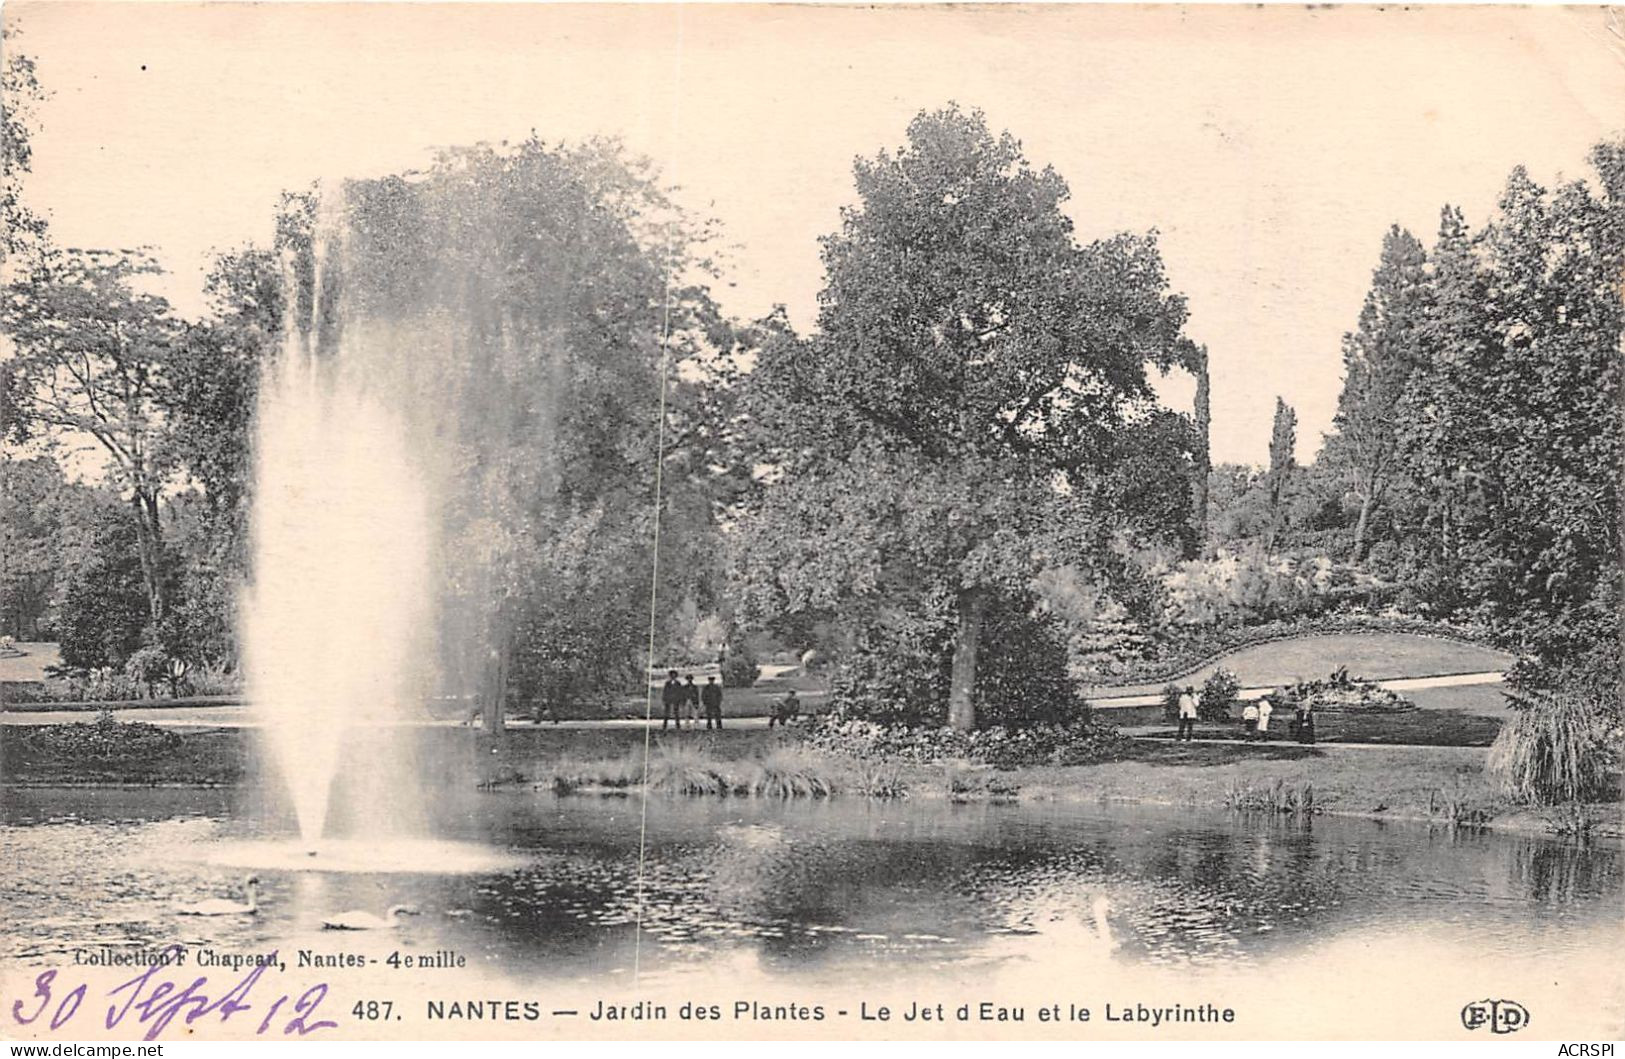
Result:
[1160, 683, 1183, 723]
[1198, 667, 1240, 721]
[16, 668, 145, 703]
[187, 660, 243, 697]
[946, 765, 1021, 801]
[721, 643, 761, 688]
[1157, 548, 1398, 630]
[55, 502, 152, 671]
[124, 646, 172, 698]
[1488, 682, 1616, 804]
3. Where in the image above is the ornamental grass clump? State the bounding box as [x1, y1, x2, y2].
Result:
[643, 746, 736, 796]
[1488, 683, 1615, 804]
[548, 754, 643, 794]
[751, 748, 839, 798]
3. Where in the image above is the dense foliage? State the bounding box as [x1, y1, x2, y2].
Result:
[1, 27, 1616, 789]
[1197, 667, 1240, 721]
[802, 714, 1133, 769]
[736, 106, 1200, 729]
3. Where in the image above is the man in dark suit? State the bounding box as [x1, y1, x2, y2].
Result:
[701, 676, 724, 730]
[661, 670, 684, 730]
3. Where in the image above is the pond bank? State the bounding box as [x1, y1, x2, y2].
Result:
[2, 722, 1616, 841]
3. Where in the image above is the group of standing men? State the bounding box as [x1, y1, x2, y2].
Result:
[660, 671, 725, 730]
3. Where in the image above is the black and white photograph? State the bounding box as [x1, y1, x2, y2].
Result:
[0, 2, 1621, 1044]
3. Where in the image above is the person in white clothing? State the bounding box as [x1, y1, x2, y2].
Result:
[1176, 686, 1199, 741]
[1256, 697, 1274, 742]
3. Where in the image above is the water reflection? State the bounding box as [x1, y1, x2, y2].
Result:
[1, 787, 1618, 982]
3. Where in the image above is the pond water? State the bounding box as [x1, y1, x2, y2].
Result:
[3, 784, 1619, 995]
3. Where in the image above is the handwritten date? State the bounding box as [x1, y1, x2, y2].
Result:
[10, 945, 337, 1041]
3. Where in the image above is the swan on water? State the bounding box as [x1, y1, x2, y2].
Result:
[321, 905, 419, 931]
[174, 875, 261, 916]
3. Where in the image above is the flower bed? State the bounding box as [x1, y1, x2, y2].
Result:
[26, 714, 182, 762]
[1290, 668, 1416, 713]
[802, 715, 1133, 769]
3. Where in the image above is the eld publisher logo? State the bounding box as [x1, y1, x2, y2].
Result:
[1461, 998, 1530, 1035]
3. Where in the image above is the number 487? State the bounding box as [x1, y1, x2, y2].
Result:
[352, 1000, 393, 1021]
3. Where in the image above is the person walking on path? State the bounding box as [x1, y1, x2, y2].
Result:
[1176, 686, 1198, 742]
[702, 676, 724, 730]
[1241, 700, 1259, 740]
[1256, 696, 1274, 742]
[683, 674, 701, 723]
[661, 670, 685, 730]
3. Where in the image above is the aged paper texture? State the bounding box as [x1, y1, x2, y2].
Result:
[2, 2, 1621, 1043]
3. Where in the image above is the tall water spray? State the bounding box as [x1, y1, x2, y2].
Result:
[242, 193, 437, 846]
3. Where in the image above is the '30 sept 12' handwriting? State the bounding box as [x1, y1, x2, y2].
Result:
[10, 945, 337, 1041]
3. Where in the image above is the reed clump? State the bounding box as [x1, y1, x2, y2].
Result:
[1224, 777, 1318, 815]
[1488, 684, 1614, 805]
[544, 745, 851, 799]
[546, 754, 643, 794]
[750, 748, 839, 798]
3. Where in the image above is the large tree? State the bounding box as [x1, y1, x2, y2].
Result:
[1264, 397, 1297, 551]
[313, 139, 737, 731]
[2, 251, 184, 625]
[739, 106, 1197, 730]
[1, 31, 47, 267]
[0, 453, 68, 639]
[1395, 149, 1622, 667]
[1324, 227, 1430, 560]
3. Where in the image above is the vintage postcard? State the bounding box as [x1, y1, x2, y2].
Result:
[1, 2, 1621, 1045]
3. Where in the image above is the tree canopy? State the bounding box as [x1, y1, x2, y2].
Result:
[739, 106, 1200, 729]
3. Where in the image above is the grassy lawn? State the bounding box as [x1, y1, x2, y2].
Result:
[1404, 682, 1512, 718]
[471, 725, 1509, 823]
[1012, 741, 1502, 820]
[1, 725, 247, 785]
[0, 722, 794, 788]
[1092, 632, 1513, 697]
[6, 722, 1615, 837]
[1132, 707, 1505, 747]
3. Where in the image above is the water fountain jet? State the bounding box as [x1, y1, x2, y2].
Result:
[241, 186, 438, 851]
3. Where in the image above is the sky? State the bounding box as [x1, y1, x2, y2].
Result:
[7, 2, 1623, 465]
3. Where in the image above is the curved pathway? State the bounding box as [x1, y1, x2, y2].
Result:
[1090, 669, 1504, 711]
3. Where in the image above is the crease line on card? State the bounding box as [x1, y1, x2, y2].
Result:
[632, 2, 687, 986]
